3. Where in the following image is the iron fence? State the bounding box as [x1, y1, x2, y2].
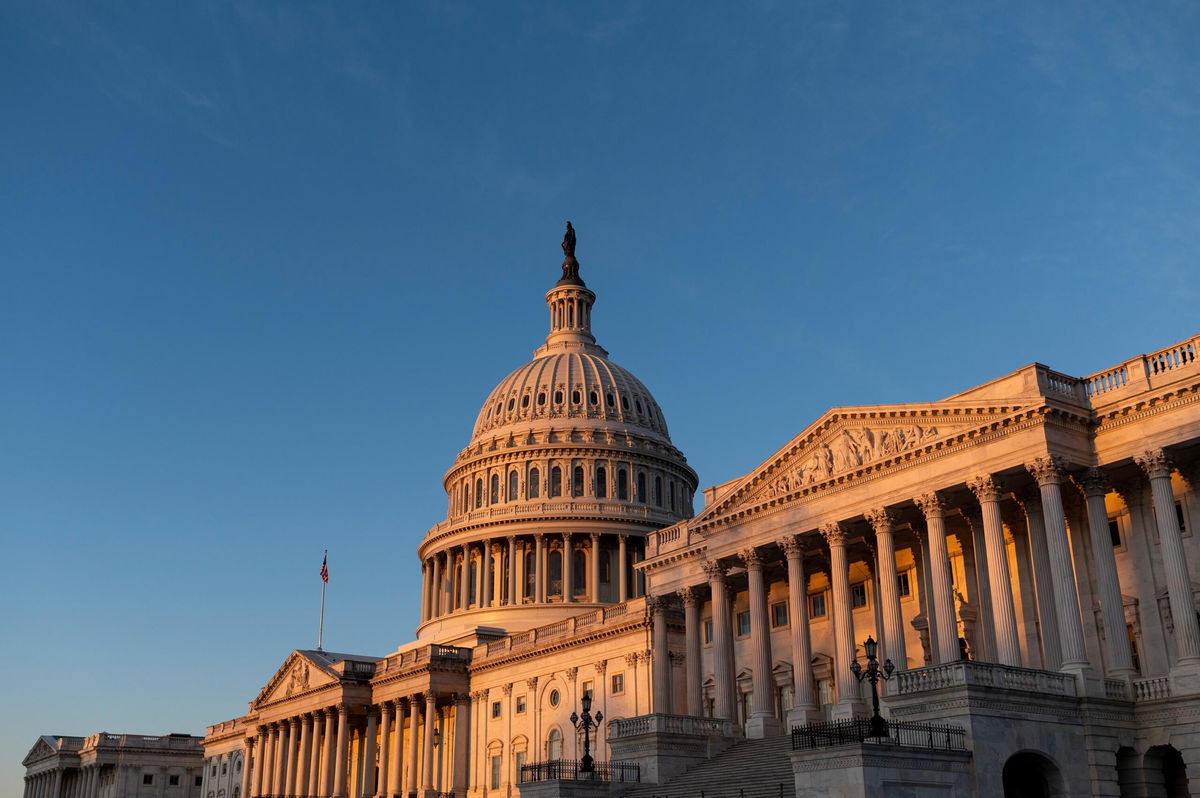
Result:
[519, 759, 641, 783]
[791, 718, 966, 751]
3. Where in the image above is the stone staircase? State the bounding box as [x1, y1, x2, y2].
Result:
[620, 735, 796, 798]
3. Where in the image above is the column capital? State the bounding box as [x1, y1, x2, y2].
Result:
[819, 521, 847, 546]
[525, 675, 539, 691]
[915, 492, 947, 519]
[967, 474, 1005, 503]
[593, 659, 608, 675]
[700, 559, 727, 580]
[776, 534, 804, 558]
[379, 701, 393, 717]
[864, 507, 897, 534]
[1135, 448, 1174, 481]
[502, 682, 514, 695]
[1073, 467, 1109, 498]
[678, 585, 702, 607]
[1025, 454, 1070, 486]
[738, 547, 764, 571]
[646, 594, 673, 614]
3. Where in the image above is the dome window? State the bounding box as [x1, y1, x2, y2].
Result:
[606, 393, 615, 407]
[475, 478, 483, 509]
[589, 391, 598, 405]
[637, 472, 647, 503]
[596, 467, 608, 498]
[537, 392, 546, 406]
[528, 468, 540, 499]
[572, 390, 581, 405]
[654, 475, 663, 507]
[670, 479, 676, 511]
[494, 403, 501, 416]
[508, 471, 519, 501]
[572, 466, 584, 496]
[636, 399, 643, 414]
[521, 395, 530, 408]
[507, 398, 515, 411]
[550, 467, 563, 497]
[490, 474, 500, 504]
[621, 396, 630, 411]
[554, 390, 564, 404]
[617, 469, 629, 500]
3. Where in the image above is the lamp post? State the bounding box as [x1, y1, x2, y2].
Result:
[850, 636, 894, 738]
[569, 691, 603, 775]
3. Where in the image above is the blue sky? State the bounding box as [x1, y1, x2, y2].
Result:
[2, 1, 1199, 791]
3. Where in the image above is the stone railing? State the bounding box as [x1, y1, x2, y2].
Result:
[87, 734, 202, 751]
[472, 597, 647, 663]
[895, 661, 1077, 697]
[205, 719, 249, 739]
[374, 644, 472, 677]
[649, 521, 697, 557]
[608, 713, 733, 740]
[1132, 676, 1172, 701]
[1103, 679, 1131, 701]
[1081, 334, 1199, 400]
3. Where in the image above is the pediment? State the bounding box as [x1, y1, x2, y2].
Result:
[254, 652, 339, 708]
[694, 401, 1031, 526]
[22, 738, 57, 767]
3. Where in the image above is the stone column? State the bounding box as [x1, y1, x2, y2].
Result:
[1026, 456, 1091, 671]
[1076, 468, 1136, 677]
[618, 535, 629, 602]
[507, 537, 517, 605]
[649, 595, 673, 714]
[1136, 450, 1200, 675]
[406, 698, 421, 797]
[778, 535, 819, 722]
[287, 716, 303, 798]
[915, 493, 959, 664]
[968, 476, 1022, 666]
[388, 701, 405, 798]
[452, 695, 470, 794]
[297, 715, 313, 798]
[740, 548, 781, 737]
[480, 539, 493, 609]
[702, 560, 737, 721]
[961, 510, 996, 663]
[421, 694, 436, 792]
[534, 535, 545, 603]
[429, 556, 441, 619]
[275, 721, 291, 798]
[253, 728, 269, 798]
[563, 532, 574, 602]
[865, 509, 907, 670]
[375, 705, 391, 798]
[308, 714, 324, 798]
[332, 706, 349, 798]
[362, 709, 377, 798]
[680, 587, 704, 716]
[419, 562, 429, 623]
[823, 522, 864, 714]
[322, 709, 337, 798]
[590, 532, 601, 601]
[459, 546, 471, 610]
[241, 739, 256, 798]
[51, 771, 62, 798]
[1017, 490, 1062, 669]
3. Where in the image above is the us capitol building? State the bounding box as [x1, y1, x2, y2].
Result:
[24, 228, 1200, 797]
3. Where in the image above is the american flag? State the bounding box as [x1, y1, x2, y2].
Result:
[320, 551, 329, 584]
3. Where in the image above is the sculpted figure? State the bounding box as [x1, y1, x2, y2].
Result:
[562, 221, 576, 258]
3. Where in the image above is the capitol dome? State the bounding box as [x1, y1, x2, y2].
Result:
[415, 224, 697, 645]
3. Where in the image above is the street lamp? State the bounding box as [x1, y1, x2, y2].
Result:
[569, 691, 603, 775]
[850, 636, 895, 738]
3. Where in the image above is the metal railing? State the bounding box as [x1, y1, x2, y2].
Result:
[519, 759, 641, 783]
[791, 718, 967, 752]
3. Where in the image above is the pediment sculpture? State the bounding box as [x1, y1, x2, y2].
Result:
[285, 662, 311, 696]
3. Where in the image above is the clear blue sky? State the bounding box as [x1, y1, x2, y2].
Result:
[2, 1, 1198, 791]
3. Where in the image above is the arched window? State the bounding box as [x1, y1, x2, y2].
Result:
[596, 467, 608, 498]
[618, 469, 629, 500]
[637, 472, 647, 503]
[654, 475, 663, 507]
[469, 559, 478, 606]
[669, 480, 676, 511]
[547, 728, 563, 761]
[548, 550, 563, 597]
[524, 551, 535, 600]
[600, 550, 611, 582]
[573, 549, 586, 596]
[508, 471, 519, 501]
[528, 468, 540, 498]
[573, 466, 584, 497]
[475, 478, 483, 509]
[490, 474, 500, 504]
[550, 467, 562, 497]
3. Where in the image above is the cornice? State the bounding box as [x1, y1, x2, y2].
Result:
[421, 511, 670, 554]
[467, 616, 648, 673]
[1093, 383, 1200, 435]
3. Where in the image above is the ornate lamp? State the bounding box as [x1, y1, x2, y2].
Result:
[570, 690, 603, 774]
[850, 636, 895, 738]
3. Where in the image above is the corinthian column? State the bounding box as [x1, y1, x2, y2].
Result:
[388, 701, 405, 798]
[322, 709, 337, 798]
[480, 539, 493, 609]
[915, 493, 959, 664]
[421, 694, 436, 792]
[406, 699, 421, 797]
[967, 476, 1021, 666]
[1076, 468, 1136, 677]
[253, 727, 269, 798]
[375, 704, 391, 798]
[679, 587, 703, 716]
[242, 738, 257, 798]
[507, 537, 518, 605]
[739, 548, 781, 737]
[563, 533, 574, 602]
[295, 715, 312, 798]
[618, 535, 629, 601]
[865, 508, 907, 670]
[590, 533, 601, 602]
[648, 595, 673, 714]
[778, 535, 818, 723]
[429, 556, 441, 619]
[308, 713, 323, 797]
[701, 560, 737, 722]
[1136, 450, 1200, 673]
[459, 546, 471, 610]
[822, 522, 864, 714]
[362, 708, 378, 798]
[332, 706, 349, 798]
[534, 535, 545, 603]
[275, 721, 290, 798]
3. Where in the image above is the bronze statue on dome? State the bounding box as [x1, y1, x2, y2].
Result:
[559, 221, 583, 285]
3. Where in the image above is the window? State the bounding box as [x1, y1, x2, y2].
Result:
[572, 549, 586, 595]
[606, 393, 614, 407]
[143, 775, 154, 786]
[537, 391, 546, 406]
[851, 583, 867, 608]
[194, 777, 202, 788]
[549, 689, 561, 707]
[1108, 518, 1122, 547]
[582, 680, 594, 699]
[897, 571, 911, 597]
[516, 695, 527, 714]
[589, 391, 598, 405]
[636, 399, 643, 413]
[490, 755, 502, 789]
[547, 729, 563, 760]
[507, 398, 515, 411]
[704, 697, 715, 717]
[211, 766, 217, 777]
[596, 466, 608, 498]
[777, 685, 795, 717]
[491, 700, 502, 719]
[600, 550, 611, 582]
[515, 752, 526, 780]
[550, 467, 562, 497]
[1176, 501, 1188, 534]
[475, 478, 483, 509]
[235, 761, 241, 773]
[554, 390, 564, 404]
[621, 396, 630, 410]
[618, 469, 629, 500]
[611, 673, 625, 694]
[490, 474, 500, 504]
[508, 471, 518, 501]
[810, 593, 827, 618]
[771, 602, 789, 627]
[572, 390, 581, 404]
[736, 610, 751, 636]
[573, 466, 584, 496]
[637, 472, 647, 503]
[703, 619, 713, 644]
[528, 468, 540, 498]
[654, 476, 663, 506]
[548, 550, 563, 596]
[170, 776, 180, 786]
[220, 763, 226, 775]
[670, 480, 676, 511]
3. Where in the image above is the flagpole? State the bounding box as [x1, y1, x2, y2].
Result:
[318, 550, 327, 651]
